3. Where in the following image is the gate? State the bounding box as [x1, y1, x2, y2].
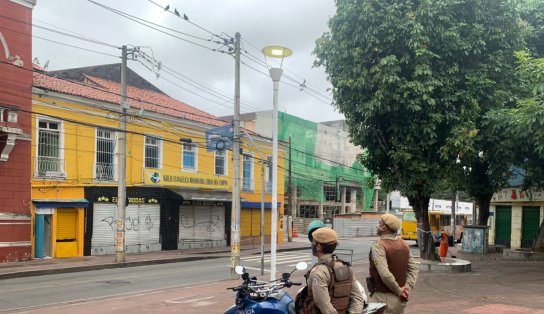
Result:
[522, 206, 540, 248]
[495, 206, 512, 247]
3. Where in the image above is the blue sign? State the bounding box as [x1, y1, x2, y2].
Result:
[205, 124, 233, 152]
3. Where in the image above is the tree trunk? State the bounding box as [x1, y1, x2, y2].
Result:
[409, 195, 438, 261]
[532, 220, 544, 252]
[477, 195, 491, 226]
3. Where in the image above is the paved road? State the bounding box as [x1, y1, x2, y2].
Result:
[0, 238, 370, 313]
[3, 238, 543, 313]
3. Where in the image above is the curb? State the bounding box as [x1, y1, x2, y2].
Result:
[0, 246, 308, 280]
[417, 258, 471, 273]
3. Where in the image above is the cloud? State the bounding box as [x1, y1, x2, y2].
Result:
[32, 0, 343, 123]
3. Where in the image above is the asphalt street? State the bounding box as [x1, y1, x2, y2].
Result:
[2, 238, 542, 314]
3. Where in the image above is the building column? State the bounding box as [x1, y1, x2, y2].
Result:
[511, 205, 522, 249]
[292, 186, 298, 218]
[488, 205, 496, 245]
[350, 188, 357, 213]
[318, 202, 324, 219]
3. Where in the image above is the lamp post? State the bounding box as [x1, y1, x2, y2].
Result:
[262, 45, 292, 281]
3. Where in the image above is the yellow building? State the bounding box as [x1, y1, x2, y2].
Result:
[31, 64, 285, 258]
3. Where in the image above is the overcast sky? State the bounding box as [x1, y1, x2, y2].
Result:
[32, 0, 342, 123]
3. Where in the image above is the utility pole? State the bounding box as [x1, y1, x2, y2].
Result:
[260, 158, 265, 275]
[230, 32, 241, 279]
[116, 45, 128, 263]
[287, 136, 293, 242]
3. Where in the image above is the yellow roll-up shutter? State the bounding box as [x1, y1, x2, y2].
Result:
[57, 209, 77, 241]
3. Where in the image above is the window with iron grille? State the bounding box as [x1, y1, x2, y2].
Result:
[215, 150, 226, 175]
[182, 143, 197, 170]
[37, 120, 63, 175]
[145, 136, 161, 168]
[345, 188, 351, 203]
[95, 128, 116, 181]
[242, 154, 253, 191]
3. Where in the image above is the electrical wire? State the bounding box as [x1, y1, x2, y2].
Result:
[0, 14, 119, 49]
[87, 0, 222, 52]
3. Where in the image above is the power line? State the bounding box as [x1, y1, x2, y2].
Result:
[33, 35, 120, 58]
[87, 0, 223, 52]
[0, 14, 119, 49]
[146, 0, 226, 41]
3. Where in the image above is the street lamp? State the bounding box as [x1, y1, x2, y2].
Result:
[262, 44, 292, 281]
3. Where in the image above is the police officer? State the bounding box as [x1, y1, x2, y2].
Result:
[299, 227, 364, 313]
[369, 214, 419, 314]
[307, 219, 325, 264]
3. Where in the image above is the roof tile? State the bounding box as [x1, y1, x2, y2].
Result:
[33, 71, 226, 127]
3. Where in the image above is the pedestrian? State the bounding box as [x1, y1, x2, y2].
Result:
[296, 227, 364, 313]
[439, 229, 449, 261]
[368, 214, 419, 314]
[307, 219, 326, 264]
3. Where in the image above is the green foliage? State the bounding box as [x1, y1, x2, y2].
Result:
[314, 0, 523, 208]
[518, 0, 544, 57]
[489, 51, 544, 189]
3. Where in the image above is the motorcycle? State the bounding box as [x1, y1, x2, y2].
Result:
[224, 261, 306, 314]
[224, 261, 386, 314]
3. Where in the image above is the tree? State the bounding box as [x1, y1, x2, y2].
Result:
[486, 52, 544, 251]
[314, 0, 522, 259]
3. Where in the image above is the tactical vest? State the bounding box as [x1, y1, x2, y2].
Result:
[296, 254, 352, 314]
[369, 239, 409, 294]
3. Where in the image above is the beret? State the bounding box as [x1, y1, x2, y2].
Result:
[312, 227, 338, 245]
[381, 214, 401, 232]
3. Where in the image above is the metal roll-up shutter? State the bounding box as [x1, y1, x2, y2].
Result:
[125, 204, 139, 246]
[91, 203, 116, 255]
[193, 206, 211, 240]
[137, 204, 160, 245]
[179, 205, 195, 240]
[57, 209, 77, 241]
[210, 206, 225, 240]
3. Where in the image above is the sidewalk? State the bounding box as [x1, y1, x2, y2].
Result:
[0, 238, 310, 280]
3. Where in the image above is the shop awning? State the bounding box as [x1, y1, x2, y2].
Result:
[33, 199, 89, 208]
[241, 201, 281, 209]
[169, 189, 234, 202]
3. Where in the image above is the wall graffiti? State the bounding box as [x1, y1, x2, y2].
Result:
[180, 215, 222, 233]
[100, 215, 154, 231]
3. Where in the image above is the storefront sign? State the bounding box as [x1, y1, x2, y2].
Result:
[492, 188, 544, 202]
[96, 196, 159, 204]
[144, 170, 230, 190]
[181, 200, 226, 206]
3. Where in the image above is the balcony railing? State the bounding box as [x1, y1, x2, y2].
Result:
[95, 162, 115, 181]
[35, 156, 65, 177]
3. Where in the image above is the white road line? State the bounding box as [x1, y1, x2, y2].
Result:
[165, 296, 214, 304]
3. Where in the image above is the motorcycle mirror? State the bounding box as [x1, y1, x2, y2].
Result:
[235, 265, 246, 275]
[295, 261, 308, 271]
